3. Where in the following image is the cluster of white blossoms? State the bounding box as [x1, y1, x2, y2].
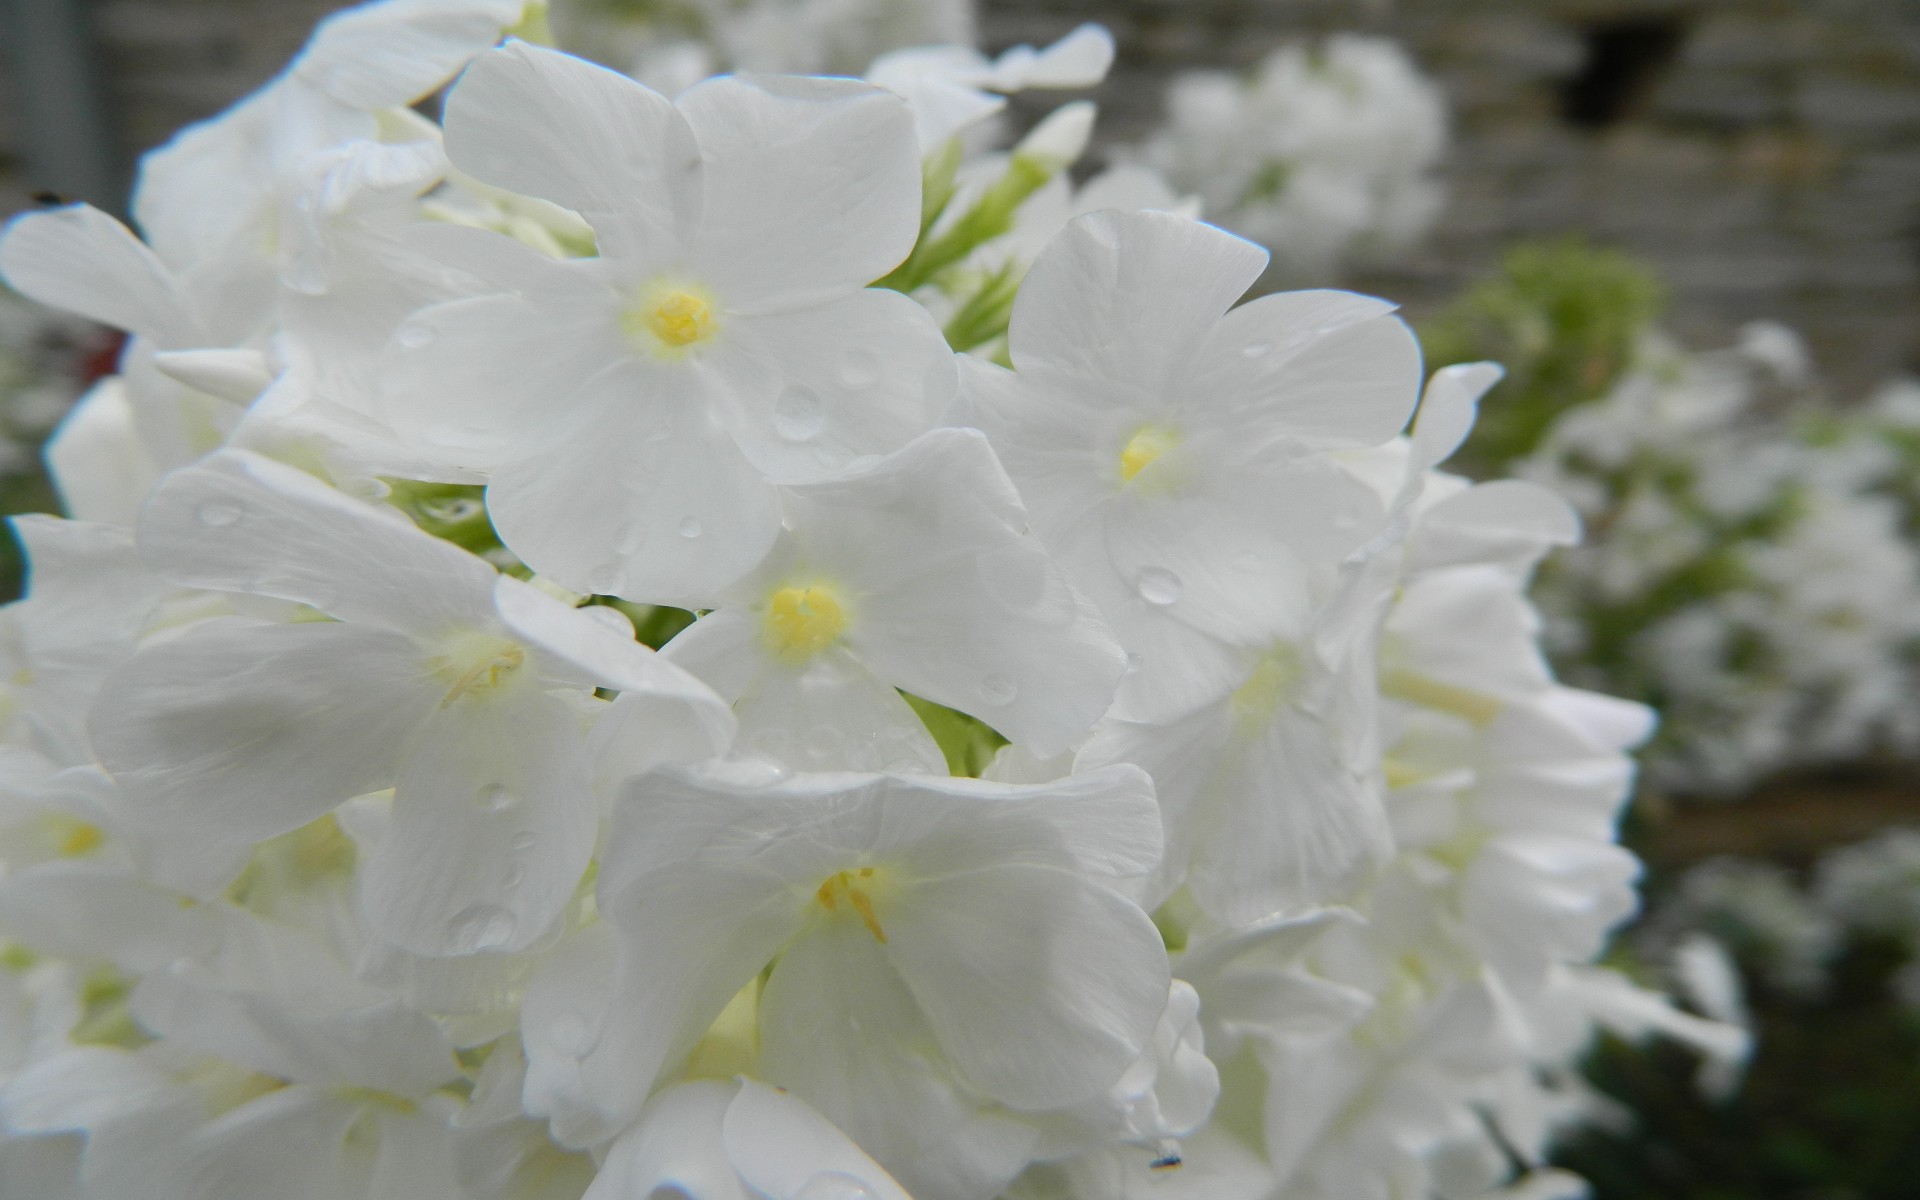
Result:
[1516, 325, 1920, 797]
[1133, 35, 1448, 285]
[0, 3, 1730, 1198]
[552, 0, 977, 95]
[1652, 828, 1920, 1011]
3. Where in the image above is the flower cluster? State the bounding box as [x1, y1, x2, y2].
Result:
[1513, 327, 1920, 796]
[0, 4, 1711, 1198]
[1132, 35, 1448, 285]
[1653, 827, 1920, 1009]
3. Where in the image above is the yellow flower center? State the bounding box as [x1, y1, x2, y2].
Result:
[1119, 425, 1180, 484]
[1230, 643, 1304, 730]
[427, 629, 527, 706]
[623, 282, 718, 354]
[814, 866, 891, 943]
[763, 585, 847, 664]
[44, 815, 105, 858]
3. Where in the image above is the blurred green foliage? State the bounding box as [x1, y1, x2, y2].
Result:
[1555, 931, 1920, 1200]
[1421, 236, 1665, 474]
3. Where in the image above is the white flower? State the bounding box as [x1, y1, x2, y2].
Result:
[525, 764, 1168, 1194]
[382, 42, 953, 601]
[661, 428, 1124, 771]
[89, 449, 732, 955]
[962, 208, 1422, 721]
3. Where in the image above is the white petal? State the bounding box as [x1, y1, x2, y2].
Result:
[724, 1081, 916, 1200]
[1188, 712, 1393, 923]
[486, 371, 781, 603]
[296, 0, 520, 111]
[130, 964, 459, 1096]
[581, 861, 805, 1129]
[1197, 301, 1423, 450]
[729, 650, 946, 774]
[92, 619, 433, 844]
[757, 926, 1037, 1200]
[583, 1081, 749, 1200]
[139, 449, 497, 634]
[884, 862, 1170, 1110]
[1411, 361, 1503, 470]
[795, 429, 1124, 756]
[681, 75, 921, 306]
[45, 379, 160, 525]
[378, 276, 626, 471]
[707, 288, 954, 483]
[361, 691, 595, 956]
[493, 576, 730, 721]
[1009, 210, 1267, 395]
[444, 41, 698, 260]
[0, 1047, 186, 1134]
[0, 205, 199, 344]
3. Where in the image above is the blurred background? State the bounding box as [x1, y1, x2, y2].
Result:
[3, 1, 1919, 1196]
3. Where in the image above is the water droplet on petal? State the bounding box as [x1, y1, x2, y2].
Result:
[581, 605, 633, 637]
[195, 501, 243, 528]
[421, 497, 484, 523]
[503, 864, 525, 888]
[1136, 566, 1183, 606]
[397, 321, 436, 349]
[795, 1172, 877, 1200]
[549, 1011, 597, 1057]
[510, 831, 538, 853]
[1124, 652, 1144, 673]
[980, 675, 1018, 706]
[774, 385, 825, 442]
[751, 729, 793, 761]
[1241, 340, 1272, 359]
[476, 783, 515, 812]
[446, 903, 517, 954]
[587, 567, 623, 596]
[677, 517, 702, 539]
[839, 348, 880, 388]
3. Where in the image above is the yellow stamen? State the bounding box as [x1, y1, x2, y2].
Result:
[427, 630, 527, 706]
[57, 820, 105, 858]
[1230, 643, 1304, 730]
[623, 283, 718, 354]
[814, 867, 888, 943]
[1119, 425, 1180, 483]
[763, 585, 847, 664]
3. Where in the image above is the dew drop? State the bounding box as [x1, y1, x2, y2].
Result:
[773, 385, 826, 442]
[503, 864, 525, 888]
[580, 605, 633, 637]
[510, 831, 538, 853]
[839, 348, 880, 388]
[795, 1172, 877, 1200]
[476, 783, 515, 812]
[1124, 652, 1144, 673]
[549, 1011, 597, 1057]
[195, 501, 244, 528]
[1241, 339, 1272, 359]
[397, 321, 436, 349]
[677, 516, 702, 539]
[587, 566, 623, 596]
[1136, 566, 1183, 606]
[446, 903, 517, 954]
[979, 674, 1019, 706]
[421, 497, 484, 523]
